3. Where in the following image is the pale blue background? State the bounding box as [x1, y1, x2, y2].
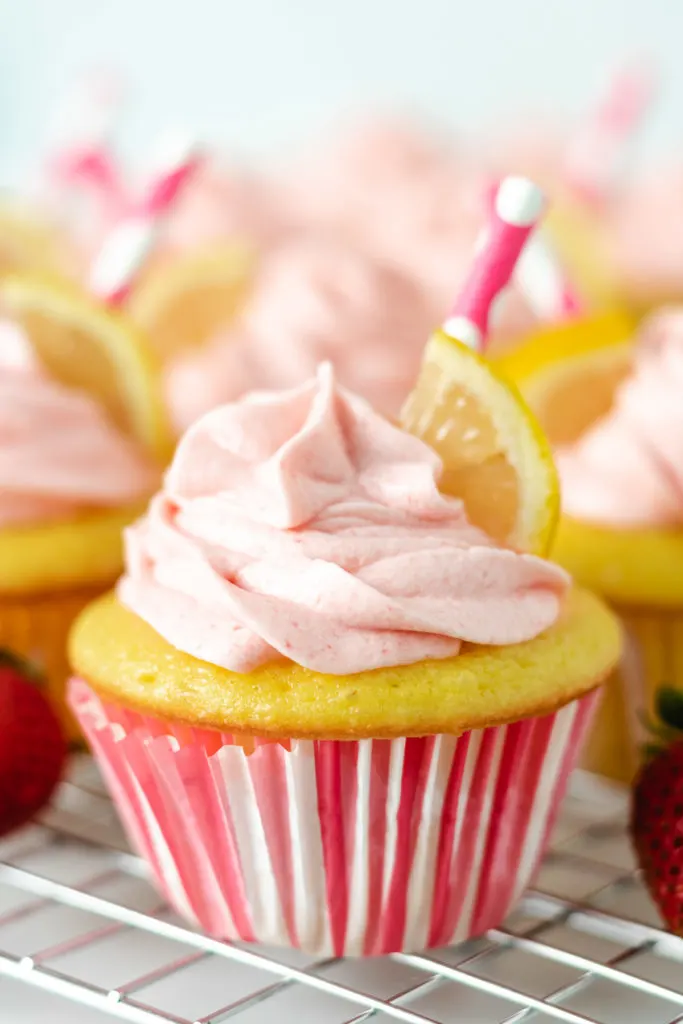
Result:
[2, 0, 683, 185]
[2, 3, 683, 1022]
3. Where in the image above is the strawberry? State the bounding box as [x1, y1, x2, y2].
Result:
[631, 685, 683, 934]
[0, 648, 67, 838]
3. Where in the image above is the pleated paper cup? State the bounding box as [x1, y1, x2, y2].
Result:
[583, 604, 683, 784]
[0, 585, 107, 743]
[70, 677, 598, 956]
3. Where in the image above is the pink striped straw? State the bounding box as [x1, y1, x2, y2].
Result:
[484, 179, 582, 321]
[48, 69, 126, 215]
[444, 177, 546, 351]
[564, 59, 657, 205]
[88, 135, 203, 305]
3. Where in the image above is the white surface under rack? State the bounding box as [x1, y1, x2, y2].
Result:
[1, 759, 683, 1024]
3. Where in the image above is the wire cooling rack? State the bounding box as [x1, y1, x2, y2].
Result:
[1, 760, 683, 1024]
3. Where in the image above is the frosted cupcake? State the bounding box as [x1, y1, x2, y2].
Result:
[553, 309, 683, 781]
[69, 176, 620, 954]
[488, 61, 656, 314]
[0, 274, 167, 741]
[165, 237, 435, 432]
[69, 356, 618, 954]
[606, 167, 683, 313]
[165, 230, 540, 435]
[163, 158, 290, 256]
[280, 116, 492, 314]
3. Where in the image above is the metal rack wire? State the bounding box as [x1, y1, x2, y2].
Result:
[1, 759, 683, 1024]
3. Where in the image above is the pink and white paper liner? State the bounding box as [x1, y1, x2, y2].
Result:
[70, 678, 598, 956]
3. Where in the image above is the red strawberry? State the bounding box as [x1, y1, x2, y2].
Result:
[631, 685, 683, 934]
[0, 649, 67, 838]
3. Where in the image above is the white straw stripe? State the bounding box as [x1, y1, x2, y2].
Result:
[442, 315, 482, 349]
[496, 177, 545, 226]
[88, 218, 157, 297]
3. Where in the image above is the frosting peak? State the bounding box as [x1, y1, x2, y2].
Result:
[557, 309, 683, 527]
[121, 366, 568, 675]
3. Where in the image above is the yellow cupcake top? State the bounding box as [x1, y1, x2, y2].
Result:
[70, 586, 619, 738]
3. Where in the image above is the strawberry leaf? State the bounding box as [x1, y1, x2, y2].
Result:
[656, 686, 683, 732]
[642, 741, 664, 762]
[0, 648, 44, 686]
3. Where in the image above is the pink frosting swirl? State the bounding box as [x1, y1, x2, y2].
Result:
[0, 324, 157, 528]
[166, 238, 435, 433]
[120, 365, 568, 675]
[606, 168, 683, 305]
[164, 159, 290, 253]
[282, 117, 463, 225]
[557, 310, 683, 527]
[485, 120, 569, 192]
[280, 117, 492, 311]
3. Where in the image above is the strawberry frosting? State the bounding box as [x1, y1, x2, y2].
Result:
[606, 169, 683, 306]
[120, 364, 568, 675]
[165, 238, 435, 433]
[485, 119, 579, 199]
[280, 117, 489, 312]
[557, 310, 683, 527]
[164, 159, 289, 254]
[0, 323, 157, 528]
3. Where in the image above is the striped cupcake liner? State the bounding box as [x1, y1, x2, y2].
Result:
[69, 678, 598, 956]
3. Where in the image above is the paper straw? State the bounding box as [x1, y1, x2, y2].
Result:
[516, 228, 582, 320]
[564, 59, 657, 204]
[443, 177, 546, 351]
[483, 179, 582, 321]
[89, 135, 203, 305]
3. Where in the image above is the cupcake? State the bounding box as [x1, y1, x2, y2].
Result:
[49, 144, 270, 363]
[487, 61, 655, 317]
[280, 116, 493, 315]
[551, 309, 683, 782]
[0, 274, 167, 740]
[606, 167, 683, 314]
[163, 158, 290, 256]
[280, 115, 463, 235]
[89, 157, 261, 378]
[69, 346, 619, 954]
[164, 237, 436, 432]
[165, 232, 539, 435]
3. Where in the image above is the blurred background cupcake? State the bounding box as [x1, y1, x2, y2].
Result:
[0, 276, 168, 742]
